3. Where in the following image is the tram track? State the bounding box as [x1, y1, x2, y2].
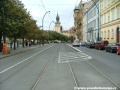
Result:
[0, 45, 55, 85]
[31, 45, 59, 90]
[66, 44, 120, 89]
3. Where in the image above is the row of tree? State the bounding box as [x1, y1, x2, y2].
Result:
[0, 0, 73, 51]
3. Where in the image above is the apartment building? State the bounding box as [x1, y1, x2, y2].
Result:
[85, 0, 100, 42]
[100, 0, 120, 43]
[82, 1, 93, 42]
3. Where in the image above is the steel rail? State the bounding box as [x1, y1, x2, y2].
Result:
[0, 45, 55, 84]
[67, 44, 120, 89]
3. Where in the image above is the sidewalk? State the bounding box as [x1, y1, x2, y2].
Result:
[0, 45, 41, 59]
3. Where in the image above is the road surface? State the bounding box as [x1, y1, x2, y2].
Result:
[0, 44, 120, 90]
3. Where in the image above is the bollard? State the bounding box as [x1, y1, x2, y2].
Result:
[2, 43, 8, 54]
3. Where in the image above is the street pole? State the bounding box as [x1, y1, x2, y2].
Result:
[2, 0, 6, 43]
[42, 11, 50, 30]
[41, 11, 50, 45]
[88, 0, 99, 41]
[49, 21, 54, 30]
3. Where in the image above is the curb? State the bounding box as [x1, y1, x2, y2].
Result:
[0, 46, 41, 60]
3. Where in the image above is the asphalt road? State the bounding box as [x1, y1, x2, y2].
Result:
[0, 44, 120, 90]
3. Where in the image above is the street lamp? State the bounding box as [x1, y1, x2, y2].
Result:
[49, 21, 54, 30]
[41, 11, 50, 45]
[42, 11, 50, 30]
[88, 0, 100, 41]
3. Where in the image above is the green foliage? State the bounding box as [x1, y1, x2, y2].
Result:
[0, 0, 69, 43]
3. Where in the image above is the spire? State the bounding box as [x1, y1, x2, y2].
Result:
[56, 12, 60, 22]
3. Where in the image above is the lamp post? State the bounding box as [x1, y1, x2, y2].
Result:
[41, 11, 50, 45]
[2, 0, 6, 43]
[49, 21, 54, 30]
[87, 0, 99, 41]
[42, 11, 50, 30]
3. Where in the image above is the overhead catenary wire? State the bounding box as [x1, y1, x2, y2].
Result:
[64, 0, 80, 30]
[40, 0, 54, 22]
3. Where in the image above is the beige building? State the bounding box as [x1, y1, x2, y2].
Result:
[100, 0, 120, 43]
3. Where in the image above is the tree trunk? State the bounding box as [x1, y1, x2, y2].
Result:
[0, 30, 3, 52]
[13, 37, 16, 50]
[22, 37, 24, 48]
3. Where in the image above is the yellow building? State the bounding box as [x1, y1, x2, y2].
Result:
[100, 0, 120, 43]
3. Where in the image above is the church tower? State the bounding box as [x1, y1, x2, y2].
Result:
[55, 13, 62, 33]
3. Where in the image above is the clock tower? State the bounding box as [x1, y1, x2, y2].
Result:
[55, 13, 62, 33]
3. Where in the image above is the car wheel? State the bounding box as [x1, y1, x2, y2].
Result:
[117, 51, 120, 55]
[110, 49, 113, 53]
[99, 47, 101, 50]
[106, 49, 108, 52]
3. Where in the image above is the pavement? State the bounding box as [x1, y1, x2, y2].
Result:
[0, 45, 43, 59]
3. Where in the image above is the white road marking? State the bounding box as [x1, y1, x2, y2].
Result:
[58, 44, 92, 63]
[0, 45, 54, 74]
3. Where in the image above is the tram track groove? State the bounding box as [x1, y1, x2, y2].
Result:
[31, 45, 60, 90]
[0, 45, 55, 85]
[63, 44, 80, 88]
[67, 44, 120, 89]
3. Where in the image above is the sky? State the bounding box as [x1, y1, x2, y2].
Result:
[20, 0, 82, 30]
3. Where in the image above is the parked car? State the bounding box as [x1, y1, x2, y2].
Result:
[105, 43, 120, 53]
[117, 46, 120, 55]
[87, 41, 95, 48]
[80, 42, 86, 46]
[72, 40, 80, 47]
[95, 40, 109, 50]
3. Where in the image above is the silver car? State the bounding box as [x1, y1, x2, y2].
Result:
[72, 40, 80, 47]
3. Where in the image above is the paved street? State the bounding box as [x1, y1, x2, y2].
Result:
[0, 43, 120, 90]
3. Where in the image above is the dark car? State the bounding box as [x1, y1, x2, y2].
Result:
[87, 41, 95, 48]
[105, 43, 120, 53]
[95, 40, 109, 50]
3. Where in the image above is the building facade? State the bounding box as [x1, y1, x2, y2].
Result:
[85, 0, 100, 42]
[82, 1, 93, 42]
[100, 0, 120, 43]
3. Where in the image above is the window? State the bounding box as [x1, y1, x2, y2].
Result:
[112, 29, 114, 38]
[102, 15, 105, 24]
[104, 13, 106, 23]
[112, 9, 114, 20]
[112, 0, 115, 2]
[108, 0, 110, 5]
[104, 31, 106, 39]
[94, 8, 96, 16]
[101, 31, 103, 38]
[117, 6, 120, 19]
[108, 30, 110, 39]
[101, 15, 103, 24]
[101, 1, 103, 9]
[104, 0, 106, 7]
[94, 20, 96, 28]
[108, 11, 110, 22]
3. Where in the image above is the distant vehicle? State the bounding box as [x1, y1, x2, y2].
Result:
[95, 40, 109, 50]
[72, 40, 80, 47]
[117, 46, 120, 55]
[80, 42, 86, 46]
[87, 41, 95, 48]
[105, 43, 120, 53]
